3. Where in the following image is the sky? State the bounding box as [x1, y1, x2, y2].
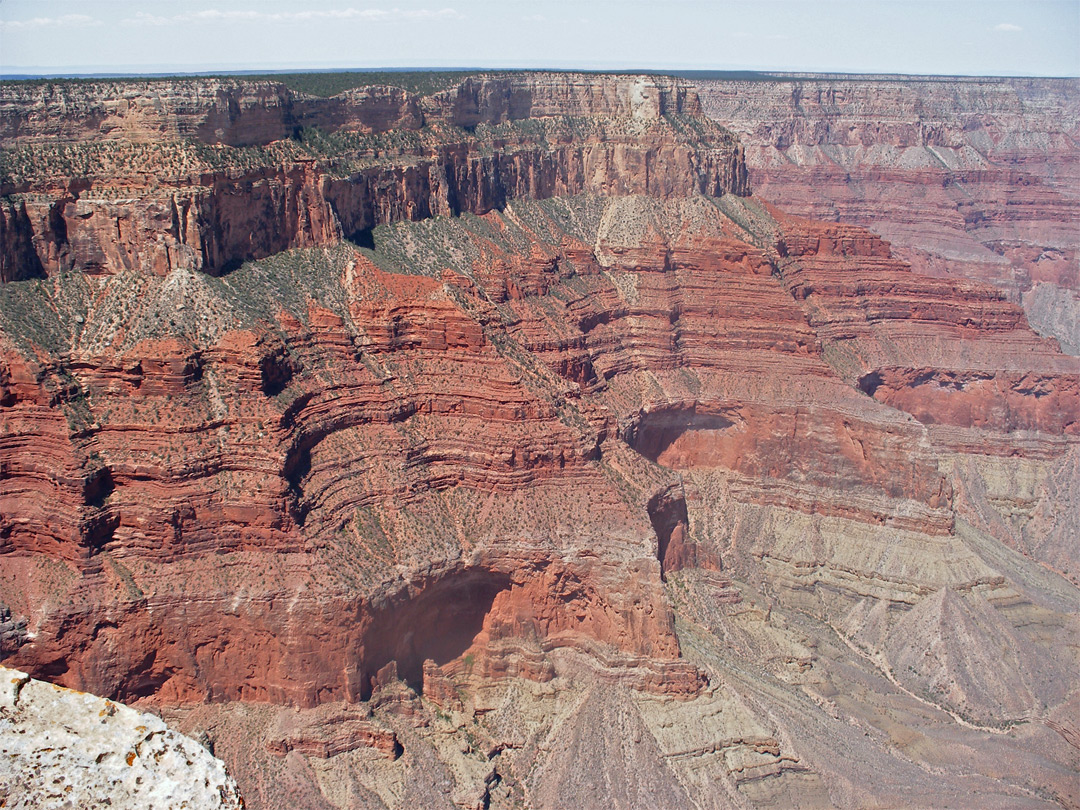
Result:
[1, 0, 1077, 77]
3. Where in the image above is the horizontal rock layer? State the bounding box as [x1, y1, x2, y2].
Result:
[697, 75, 1080, 351]
[0, 73, 704, 146]
[1, 74, 747, 282]
[0, 71, 1077, 810]
[2, 194, 1075, 714]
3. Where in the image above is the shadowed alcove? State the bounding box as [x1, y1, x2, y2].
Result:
[358, 568, 512, 699]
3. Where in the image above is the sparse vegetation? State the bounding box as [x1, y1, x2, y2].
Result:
[1, 70, 479, 99]
[245, 70, 479, 98]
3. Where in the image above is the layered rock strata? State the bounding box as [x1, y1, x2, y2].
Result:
[696, 75, 1080, 351]
[0, 73, 746, 282]
[1, 191, 1076, 806]
[0, 73, 1077, 809]
[0, 74, 703, 146]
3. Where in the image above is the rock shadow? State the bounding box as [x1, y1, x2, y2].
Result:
[359, 568, 512, 699]
[623, 403, 735, 464]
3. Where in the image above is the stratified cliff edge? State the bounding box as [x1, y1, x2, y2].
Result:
[697, 74, 1080, 352]
[0, 72, 1077, 810]
[0, 74, 745, 281]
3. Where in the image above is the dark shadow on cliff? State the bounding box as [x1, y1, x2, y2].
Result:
[0, 201, 49, 282]
[359, 568, 511, 699]
[647, 485, 723, 579]
[346, 228, 375, 250]
[623, 404, 735, 463]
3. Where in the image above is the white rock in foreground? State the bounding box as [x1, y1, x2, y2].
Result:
[0, 666, 243, 809]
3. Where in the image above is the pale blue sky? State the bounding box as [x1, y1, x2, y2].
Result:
[1, 0, 1077, 76]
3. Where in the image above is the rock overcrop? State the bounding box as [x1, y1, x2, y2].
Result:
[0, 665, 243, 809]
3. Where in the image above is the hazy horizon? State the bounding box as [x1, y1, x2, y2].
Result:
[3, 64, 1079, 81]
[2, 0, 1078, 79]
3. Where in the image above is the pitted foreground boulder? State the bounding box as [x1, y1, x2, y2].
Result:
[0, 666, 243, 810]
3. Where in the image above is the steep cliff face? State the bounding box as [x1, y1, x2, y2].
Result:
[697, 76, 1080, 351]
[0, 74, 1078, 810]
[0, 74, 702, 146]
[0, 73, 747, 282]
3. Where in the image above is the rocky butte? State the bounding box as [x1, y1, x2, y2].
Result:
[0, 71, 1077, 809]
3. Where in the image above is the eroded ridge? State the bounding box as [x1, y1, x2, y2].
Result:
[1, 73, 747, 281]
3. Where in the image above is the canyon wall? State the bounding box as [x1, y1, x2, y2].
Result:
[2, 192, 1076, 808]
[0, 74, 703, 146]
[697, 75, 1080, 352]
[0, 73, 746, 282]
[0, 73, 1077, 810]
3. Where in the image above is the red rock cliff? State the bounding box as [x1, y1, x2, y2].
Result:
[697, 75, 1080, 351]
[1, 72, 1077, 810]
[1, 74, 747, 281]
